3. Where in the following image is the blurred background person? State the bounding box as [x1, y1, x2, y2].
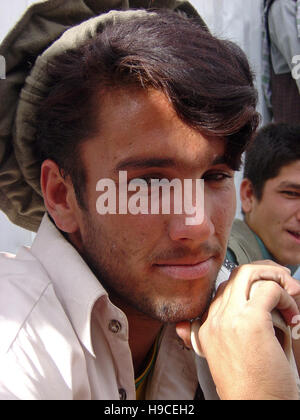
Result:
[262, 0, 300, 124]
[227, 123, 300, 275]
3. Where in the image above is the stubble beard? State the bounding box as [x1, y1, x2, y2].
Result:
[79, 216, 217, 324]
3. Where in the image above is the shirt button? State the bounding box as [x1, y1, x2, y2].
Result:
[109, 319, 122, 333]
[119, 388, 127, 400]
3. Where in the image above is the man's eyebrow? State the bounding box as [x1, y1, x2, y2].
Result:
[115, 157, 177, 172]
[211, 155, 227, 166]
[278, 181, 300, 190]
[115, 154, 227, 172]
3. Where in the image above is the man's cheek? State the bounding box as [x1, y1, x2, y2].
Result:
[212, 205, 235, 248]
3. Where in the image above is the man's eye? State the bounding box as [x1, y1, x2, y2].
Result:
[203, 172, 232, 182]
[132, 176, 169, 186]
[281, 190, 300, 198]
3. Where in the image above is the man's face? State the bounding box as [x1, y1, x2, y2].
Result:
[74, 89, 236, 323]
[245, 161, 300, 266]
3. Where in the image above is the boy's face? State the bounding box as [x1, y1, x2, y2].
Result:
[244, 161, 300, 266]
[70, 88, 236, 322]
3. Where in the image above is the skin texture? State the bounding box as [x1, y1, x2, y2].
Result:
[41, 88, 300, 399]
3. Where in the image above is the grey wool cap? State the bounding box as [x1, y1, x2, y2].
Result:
[0, 0, 204, 232]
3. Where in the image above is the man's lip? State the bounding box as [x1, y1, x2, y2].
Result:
[154, 256, 213, 266]
[154, 257, 213, 280]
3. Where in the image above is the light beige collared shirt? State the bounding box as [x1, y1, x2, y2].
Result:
[0, 215, 225, 400]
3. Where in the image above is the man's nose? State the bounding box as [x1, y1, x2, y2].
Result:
[167, 211, 215, 246]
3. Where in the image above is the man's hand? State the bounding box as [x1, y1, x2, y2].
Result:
[177, 261, 300, 400]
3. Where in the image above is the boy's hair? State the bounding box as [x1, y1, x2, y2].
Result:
[244, 123, 300, 200]
[35, 9, 259, 209]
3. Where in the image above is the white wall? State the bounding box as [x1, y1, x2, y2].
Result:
[190, 0, 270, 122]
[0, 211, 33, 253]
[0, 0, 270, 253]
[0, 0, 42, 42]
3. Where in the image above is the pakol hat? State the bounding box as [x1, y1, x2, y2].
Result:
[0, 0, 203, 231]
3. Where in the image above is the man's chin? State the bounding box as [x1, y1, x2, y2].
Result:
[147, 303, 209, 324]
[143, 266, 220, 323]
[138, 285, 215, 324]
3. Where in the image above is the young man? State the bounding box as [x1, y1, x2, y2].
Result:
[227, 123, 300, 271]
[0, 2, 300, 400]
[226, 123, 300, 375]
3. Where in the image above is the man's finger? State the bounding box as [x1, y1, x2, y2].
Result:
[228, 264, 300, 303]
[251, 260, 291, 274]
[249, 280, 300, 326]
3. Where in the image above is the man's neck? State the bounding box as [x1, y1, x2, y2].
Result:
[128, 313, 163, 377]
[110, 296, 163, 376]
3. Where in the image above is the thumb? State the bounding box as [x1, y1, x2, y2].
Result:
[176, 321, 192, 349]
[190, 320, 205, 357]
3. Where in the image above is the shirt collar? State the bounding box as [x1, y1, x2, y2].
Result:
[30, 214, 107, 357]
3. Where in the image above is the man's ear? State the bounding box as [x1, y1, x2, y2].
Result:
[40, 159, 80, 233]
[240, 178, 255, 215]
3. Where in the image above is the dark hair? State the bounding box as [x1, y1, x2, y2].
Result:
[35, 9, 259, 209]
[244, 123, 300, 200]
